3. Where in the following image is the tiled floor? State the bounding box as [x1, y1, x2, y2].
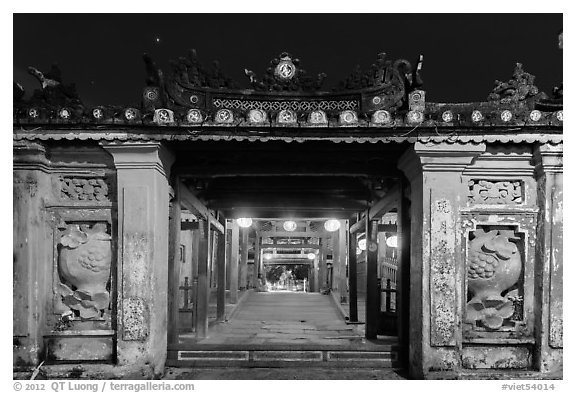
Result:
[179, 291, 392, 347]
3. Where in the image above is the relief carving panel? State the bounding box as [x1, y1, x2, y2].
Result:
[466, 227, 522, 330]
[57, 222, 112, 320]
[461, 213, 536, 340]
[468, 180, 523, 205]
[60, 177, 109, 202]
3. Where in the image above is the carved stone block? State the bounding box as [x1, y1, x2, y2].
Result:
[60, 177, 109, 202]
[468, 179, 523, 205]
[57, 222, 112, 321]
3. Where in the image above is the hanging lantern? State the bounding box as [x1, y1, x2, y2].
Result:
[307, 252, 316, 260]
[358, 238, 367, 251]
[283, 220, 297, 232]
[236, 218, 253, 228]
[324, 219, 340, 232]
[264, 253, 273, 260]
[386, 235, 398, 248]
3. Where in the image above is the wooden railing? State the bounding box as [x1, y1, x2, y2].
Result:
[179, 276, 194, 311]
[379, 278, 397, 313]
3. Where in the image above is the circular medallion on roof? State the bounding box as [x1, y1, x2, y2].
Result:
[529, 110, 542, 122]
[154, 108, 174, 124]
[59, 108, 71, 120]
[124, 108, 138, 121]
[372, 96, 382, 105]
[143, 87, 159, 102]
[372, 110, 391, 124]
[189, 95, 199, 104]
[187, 109, 203, 123]
[339, 110, 358, 124]
[309, 110, 327, 124]
[471, 110, 483, 122]
[407, 110, 424, 124]
[248, 109, 267, 123]
[275, 58, 297, 81]
[28, 108, 39, 118]
[441, 110, 454, 123]
[500, 110, 513, 122]
[92, 108, 104, 120]
[215, 109, 234, 123]
[277, 109, 297, 124]
[556, 110, 563, 121]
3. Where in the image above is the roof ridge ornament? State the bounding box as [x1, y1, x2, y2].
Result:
[487, 63, 544, 105]
[244, 52, 327, 92]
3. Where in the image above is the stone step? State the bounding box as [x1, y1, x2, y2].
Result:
[166, 349, 402, 368]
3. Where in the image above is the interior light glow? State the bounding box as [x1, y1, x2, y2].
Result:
[236, 218, 253, 228]
[283, 220, 297, 231]
[307, 252, 316, 260]
[386, 235, 398, 248]
[324, 219, 340, 232]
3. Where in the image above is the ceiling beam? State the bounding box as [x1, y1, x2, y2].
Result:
[261, 243, 320, 250]
[179, 181, 224, 233]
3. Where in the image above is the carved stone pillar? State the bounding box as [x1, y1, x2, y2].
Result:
[102, 142, 174, 377]
[13, 141, 53, 367]
[534, 143, 563, 374]
[398, 141, 485, 378]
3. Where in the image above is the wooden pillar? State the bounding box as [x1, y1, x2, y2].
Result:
[194, 219, 211, 339]
[239, 228, 249, 290]
[191, 229, 199, 311]
[254, 236, 262, 284]
[365, 219, 380, 339]
[229, 221, 239, 303]
[397, 178, 411, 353]
[348, 223, 359, 322]
[319, 238, 327, 290]
[167, 179, 181, 345]
[216, 229, 227, 322]
[337, 220, 348, 302]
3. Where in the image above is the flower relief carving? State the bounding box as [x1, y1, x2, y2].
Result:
[58, 222, 112, 321]
[466, 227, 524, 330]
[468, 179, 523, 205]
[60, 177, 109, 202]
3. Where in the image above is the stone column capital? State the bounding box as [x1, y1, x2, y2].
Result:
[101, 141, 175, 178]
[13, 140, 50, 171]
[534, 142, 563, 176]
[398, 142, 486, 180]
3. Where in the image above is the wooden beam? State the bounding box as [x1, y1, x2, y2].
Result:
[179, 181, 224, 233]
[349, 216, 366, 234]
[261, 243, 320, 250]
[194, 219, 211, 339]
[378, 224, 397, 232]
[167, 178, 181, 345]
[348, 220, 358, 323]
[365, 219, 380, 339]
[261, 231, 327, 238]
[368, 184, 401, 221]
[181, 221, 199, 231]
[216, 230, 227, 322]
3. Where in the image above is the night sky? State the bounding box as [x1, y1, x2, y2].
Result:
[13, 14, 562, 108]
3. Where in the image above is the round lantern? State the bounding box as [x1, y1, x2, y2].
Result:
[386, 235, 398, 248]
[307, 253, 316, 260]
[236, 218, 253, 228]
[324, 219, 340, 232]
[358, 238, 367, 251]
[283, 220, 297, 232]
